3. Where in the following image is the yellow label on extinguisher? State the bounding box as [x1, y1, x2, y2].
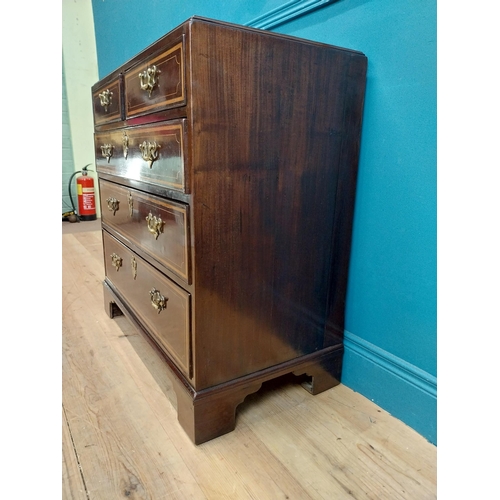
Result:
[77, 184, 83, 195]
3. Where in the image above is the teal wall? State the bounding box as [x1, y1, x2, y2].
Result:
[91, 0, 437, 444]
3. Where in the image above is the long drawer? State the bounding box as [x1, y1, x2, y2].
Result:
[95, 119, 187, 192]
[100, 179, 190, 283]
[103, 231, 191, 377]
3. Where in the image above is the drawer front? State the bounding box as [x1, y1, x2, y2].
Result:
[95, 119, 186, 192]
[103, 231, 191, 377]
[100, 179, 190, 283]
[125, 40, 185, 118]
[93, 77, 123, 125]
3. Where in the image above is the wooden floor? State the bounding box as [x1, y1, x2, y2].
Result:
[62, 221, 437, 499]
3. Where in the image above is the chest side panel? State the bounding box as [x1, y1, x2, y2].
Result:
[188, 20, 367, 388]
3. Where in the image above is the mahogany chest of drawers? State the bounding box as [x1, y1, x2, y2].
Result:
[92, 16, 367, 444]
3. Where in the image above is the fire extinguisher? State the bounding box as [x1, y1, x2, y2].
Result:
[76, 166, 97, 221]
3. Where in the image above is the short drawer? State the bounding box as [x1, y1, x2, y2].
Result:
[125, 40, 185, 118]
[92, 77, 123, 125]
[95, 119, 187, 192]
[103, 230, 191, 377]
[100, 179, 190, 283]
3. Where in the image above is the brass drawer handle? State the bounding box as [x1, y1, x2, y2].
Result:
[150, 287, 168, 314]
[145, 212, 163, 239]
[139, 140, 160, 168]
[106, 197, 119, 215]
[98, 89, 113, 111]
[139, 65, 160, 97]
[101, 144, 114, 163]
[110, 252, 122, 271]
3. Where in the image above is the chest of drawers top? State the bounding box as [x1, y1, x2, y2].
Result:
[92, 15, 366, 125]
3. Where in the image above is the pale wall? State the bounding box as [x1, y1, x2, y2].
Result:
[62, 0, 100, 217]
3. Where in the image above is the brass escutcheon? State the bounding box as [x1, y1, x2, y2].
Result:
[106, 197, 119, 215]
[128, 192, 133, 217]
[122, 131, 129, 159]
[138, 65, 161, 97]
[131, 257, 137, 280]
[145, 212, 163, 240]
[98, 89, 113, 111]
[150, 288, 168, 314]
[139, 140, 160, 168]
[101, 144, 114, 163]
[110, 252, 122, 271]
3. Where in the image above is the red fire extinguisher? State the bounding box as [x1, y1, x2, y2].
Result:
[76, 168, 97, 221]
